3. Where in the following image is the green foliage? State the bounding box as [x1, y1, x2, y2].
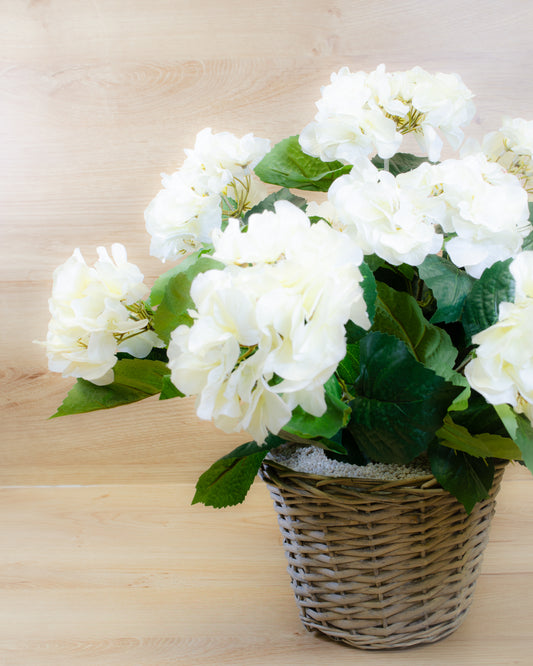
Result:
[254, 136, 352, 191]
[495, 405, 533, 473]
[192, 435, 285, 508]
[462, 259, 515, 340]
[371, 152, 429, 176]
[437, 415, 521, 460]
[418, 254, 475, 324]
[372, 282, 469, 405]
[349, 332, 462, 463]
[429, 442, 495, 514]
[360, 261, 377, 324]
[284, 376, 351, 440]
[337, 343, 360, 386]
[149, 251, 218, 307]
[522, 229, 533, 251]
[243, 188, 307, 222]
[159, 374, 185, 400]
[51, 359, 168, 417]
[152, 255, 225, 344]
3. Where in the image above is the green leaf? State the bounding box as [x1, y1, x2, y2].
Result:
[371, 153, 429, 176]
[51, 359, 168, 417]
[192, 435, 285, 508]
[337, 343, 360, 386]
[159, 374, 185, 400]
[360, 260, 377, 324]
[284, 375, 351, 440]
[345, 321, 368, 345]
[418, 254, 475, 324]
[522, 228, 533, 251]
[149, 251, 220, 308]
[429, 442, 495, 513]
[243, 188, 307, 223]
[452, 390, 509, 437]
[462, 259, 515, 340]
[372, 282, 470, 407]
[495, 404, 533, 472]
[254, 135, 352, 191]
[437, 415, 521, 460]
[152, 255, 225, 344]
[349, 332, 462, 463]
[373, 282, 457, 380]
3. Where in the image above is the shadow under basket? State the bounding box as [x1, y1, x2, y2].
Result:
[259, 459, 507, 650]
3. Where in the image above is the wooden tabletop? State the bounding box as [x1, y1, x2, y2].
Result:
[2, 1, 533, 663]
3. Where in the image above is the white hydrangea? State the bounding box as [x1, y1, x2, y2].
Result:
[145, 128, 270, 262]
[299, 66, 402, 163]
[390, 67, 476, 161]
[167, 201, 370, 443]
[328, 160, 444, 266]
[511, 250, 533, 300]
[299, 64, 475, 165]
[483, 117, 533, 192]
[145, 171, 222, 262]
[465, 252, 533, 425]
[181, 127, 271, 194]
[430, 154, 530, 277]
[44, 244, 162, 385]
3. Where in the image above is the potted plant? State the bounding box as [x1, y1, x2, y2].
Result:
[39, 65, 533, 649]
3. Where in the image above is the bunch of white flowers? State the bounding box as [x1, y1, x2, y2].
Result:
[44, 244, 162, 385]
[167, 201, 370, 442]
[466, 252, 533, 423]
[299, 64, 475, 165]
[40, 65, 533, 512]
[145, 128, 270, 261]
[327, 159, 444, 266]
[322, 153, 529, 276]
[482, 117, 533, 193]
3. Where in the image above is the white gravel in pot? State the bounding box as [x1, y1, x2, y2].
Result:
[269, 445, 432, 481]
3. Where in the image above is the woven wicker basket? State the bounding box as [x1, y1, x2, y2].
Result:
[260, 457, 507, 650]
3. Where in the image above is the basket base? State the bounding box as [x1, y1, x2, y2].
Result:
[301, 605, 469, 650]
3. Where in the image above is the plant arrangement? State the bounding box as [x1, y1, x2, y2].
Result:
[41, 65, 533, 514]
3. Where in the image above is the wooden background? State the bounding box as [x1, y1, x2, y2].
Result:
[2, 1, 533, 663]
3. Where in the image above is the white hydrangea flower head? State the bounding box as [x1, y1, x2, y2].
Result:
[181, 128, 271, 195]
[168, 201, 370, 442]
[483, 117, 533, 192]
[44, 244, 161, 385]
[430, 154, 530, 277]
[145, 129, 270, 262]
[406, 68, 475, 161]
[299, 64, 475, 165]
[328, 160, 444, 266]
[510, 250, 533, 300]
[465, 296, 533, 426]
[299, 66, 402, 163]
[144, 171, 222, 262]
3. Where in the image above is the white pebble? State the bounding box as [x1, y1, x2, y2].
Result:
[269, 445, 431, 481]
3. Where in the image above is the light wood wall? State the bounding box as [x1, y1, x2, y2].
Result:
[3, 0, 533, 484]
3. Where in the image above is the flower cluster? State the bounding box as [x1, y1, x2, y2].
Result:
[299, 64, 475, 164]
[313, 153, 529, 276]
[145, 128, 270, 261]
[44, 244, 162, 384]
[466, 251, 533, 423]
[167, 201, 369, 442]
[482, 117, 533, 193]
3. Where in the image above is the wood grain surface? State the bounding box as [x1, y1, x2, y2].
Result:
[2, 1, 533, 663]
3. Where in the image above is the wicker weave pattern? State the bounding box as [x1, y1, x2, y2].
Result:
[260, 461, 507, 650]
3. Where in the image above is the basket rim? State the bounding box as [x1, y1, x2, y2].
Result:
[260, 456, 509, 498]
